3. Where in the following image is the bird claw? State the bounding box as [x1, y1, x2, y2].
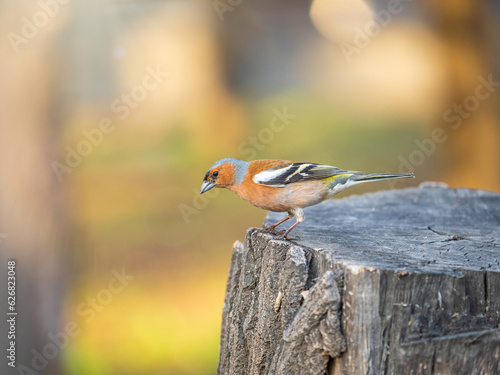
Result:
[278, 234, 300, 241]
[261, 227, 284, 235]
[262, 228, 299, 241]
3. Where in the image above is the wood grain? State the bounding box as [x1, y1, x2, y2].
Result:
[218, 184, 500, 375]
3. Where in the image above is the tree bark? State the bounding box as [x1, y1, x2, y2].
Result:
[218, 184, 500, 375]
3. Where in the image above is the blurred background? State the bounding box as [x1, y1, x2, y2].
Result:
[0, 0, 499, 374]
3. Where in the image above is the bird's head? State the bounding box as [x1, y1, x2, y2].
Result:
[200, 158, 249, 194]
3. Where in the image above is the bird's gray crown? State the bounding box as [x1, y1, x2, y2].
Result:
[209, 158, 249, 185]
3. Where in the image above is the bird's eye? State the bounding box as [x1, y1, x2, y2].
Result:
[213, 171, 219, 178]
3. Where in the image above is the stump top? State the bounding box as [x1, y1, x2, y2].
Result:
[264, 184, 500, 274]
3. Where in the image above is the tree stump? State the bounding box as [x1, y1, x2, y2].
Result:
[218, 184, 500, 375]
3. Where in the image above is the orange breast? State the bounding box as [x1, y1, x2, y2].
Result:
[230, 162, 330, 212]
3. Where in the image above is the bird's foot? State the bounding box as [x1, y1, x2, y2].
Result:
[278, 235, 300, 241]
[275, 231, 299, 241]
[261, 226, 284, 235]
[261, 226, 299, 241]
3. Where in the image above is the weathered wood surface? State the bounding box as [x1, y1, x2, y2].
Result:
[218, 184, 500, 375]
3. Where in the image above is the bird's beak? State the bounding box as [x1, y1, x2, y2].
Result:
[200, 180, 216, 194]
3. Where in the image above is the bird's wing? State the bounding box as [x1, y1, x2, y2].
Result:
[253, 163, 359, 187]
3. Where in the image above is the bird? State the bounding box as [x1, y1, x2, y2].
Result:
[200, 158, 414, 239]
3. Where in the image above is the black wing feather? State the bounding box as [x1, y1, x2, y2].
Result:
[257, 163, 357, 186]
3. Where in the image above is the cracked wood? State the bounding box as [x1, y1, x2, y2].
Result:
[218, 184, 500, 375]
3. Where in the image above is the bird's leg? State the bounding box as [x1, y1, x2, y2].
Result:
[263, 215, 291, 232]
[278, 208, 304, 239]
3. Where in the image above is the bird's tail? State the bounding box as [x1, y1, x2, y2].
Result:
[351, 172, 414, 183]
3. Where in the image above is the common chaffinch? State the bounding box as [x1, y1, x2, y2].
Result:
[200, 158, 414, 239]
